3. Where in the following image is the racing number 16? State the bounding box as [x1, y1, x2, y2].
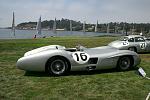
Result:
[74, 53, 87, 61]
[72, 52, 90, 64]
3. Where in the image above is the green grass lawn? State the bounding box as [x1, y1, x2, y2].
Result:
[0, 37, 150, 100]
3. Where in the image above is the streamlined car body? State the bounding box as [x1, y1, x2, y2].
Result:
[109, 35, 150, 53]
[17, 45, 141, 76]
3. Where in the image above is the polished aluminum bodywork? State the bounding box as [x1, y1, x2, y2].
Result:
[17, 45, 140, 72]
[109, 35, 150, 53]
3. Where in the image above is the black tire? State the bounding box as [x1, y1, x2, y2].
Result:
[128, 47, 136, 52]
[117, 56, 132, 71]
[46, 57, 69, 76]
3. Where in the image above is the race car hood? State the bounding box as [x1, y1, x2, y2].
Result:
[84, 46, 136, 58]
[108, 40, 126, 48]
[85, 46, 119, 56]
[24, 45, 65, 57]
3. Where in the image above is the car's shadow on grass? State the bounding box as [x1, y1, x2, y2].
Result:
[24, 67, 139, 77]
[24, 71, 49, 77]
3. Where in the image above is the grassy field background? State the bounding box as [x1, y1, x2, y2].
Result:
[0, 36, 150, 100]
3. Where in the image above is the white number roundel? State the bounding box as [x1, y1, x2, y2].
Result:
[122, 41, 129, 46]
[72, 52, 90, 64]
[140, 42, 147, 49]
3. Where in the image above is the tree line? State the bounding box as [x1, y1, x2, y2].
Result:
[17, 18, 150, 34]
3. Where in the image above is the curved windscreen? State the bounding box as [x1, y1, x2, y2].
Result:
[119, 37, 128, 41]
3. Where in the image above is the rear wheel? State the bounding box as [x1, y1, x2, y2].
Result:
[117, 56, 132, 71]
[47, 57, 69, 76]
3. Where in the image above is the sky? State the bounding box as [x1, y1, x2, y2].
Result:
[0, 0, 150, 27]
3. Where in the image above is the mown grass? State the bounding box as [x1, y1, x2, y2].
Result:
[0, 36, 150, 100]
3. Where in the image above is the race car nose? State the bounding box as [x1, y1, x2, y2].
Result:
[16, 57, 26, 70]
[16, 58, 22, 69]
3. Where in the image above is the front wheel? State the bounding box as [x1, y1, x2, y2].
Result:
[117, 56, 132, 71]
[47, 57, 69, 76]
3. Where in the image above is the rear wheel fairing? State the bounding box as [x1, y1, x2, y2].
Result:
[17, 50, 70, 71]
[17, 53, 49, 71]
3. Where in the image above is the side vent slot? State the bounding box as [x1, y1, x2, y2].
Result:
[88, 58, 98, 64]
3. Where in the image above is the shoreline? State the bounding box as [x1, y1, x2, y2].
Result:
[0, 34, 122, 40]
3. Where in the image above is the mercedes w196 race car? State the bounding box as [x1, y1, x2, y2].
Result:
[108, 35, 150, 53]
[16, 45, 141, 76]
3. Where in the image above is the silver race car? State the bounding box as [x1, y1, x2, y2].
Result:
[109, 35, 150, 53]
[17, 45, 141, 76]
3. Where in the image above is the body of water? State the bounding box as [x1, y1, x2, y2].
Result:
[0, 29, 121, 39]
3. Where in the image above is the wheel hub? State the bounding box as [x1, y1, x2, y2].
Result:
[122, 60, 128, 67]
[119, 57, 131, 70]
[50, 59, 66, 75]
